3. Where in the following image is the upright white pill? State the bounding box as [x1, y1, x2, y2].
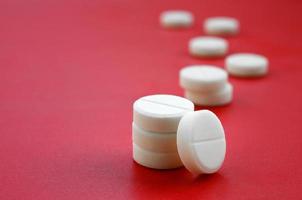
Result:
[180, 65, 228, 92]
[177, 110, 226, 175]
[225, 53, 269, 77]
[133, 95, 194, 133]
[185, 83, 233, 106]
[132, 123, 177, 153]
[160, 10, 194, 28]
[133, 143, 183, 169]
[189, 36, 228, 57]
[204, 17, 239, 36]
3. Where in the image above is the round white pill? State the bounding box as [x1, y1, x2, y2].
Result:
[204, 17, 239, 36]
[132, 123, 177, 153]
[180, 65, 228, 92]
[133, 143, 183, 169]
[225, 53, 269, 77]
[177, 110, 226, 175]
[133, 95, 194, 133]
[160, 10, 194, 28]
[189, 36, 228, 57]
[185, 83, 233, 106]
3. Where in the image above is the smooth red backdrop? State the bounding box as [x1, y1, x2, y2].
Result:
[1, 0, 302, 199]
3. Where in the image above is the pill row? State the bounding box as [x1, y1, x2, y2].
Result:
[188, 38, 269, 77]
[160, 10, 269, 78]
[131, 10, 269, 176]
[160, 11, 239, 36]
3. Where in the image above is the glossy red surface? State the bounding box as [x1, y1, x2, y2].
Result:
[1, 0, 302, 199]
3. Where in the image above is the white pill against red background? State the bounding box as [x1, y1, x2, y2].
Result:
[185, 83, 233, 106]
[160, 10, 194, 28]
[189, 36, 228, 57]
[132, 96, 227, 174]
[132, 123, 177, 153]
[225, 53, 269, 77]
[204, 17, 240, 36]
[133, 95, 194, 133]
[133, 143, 183, 169]
[180, 65, 228, 92]
[177, 110, 226, 175]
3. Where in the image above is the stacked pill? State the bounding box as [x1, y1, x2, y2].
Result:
[132, 94, 194, 169]
[180, 65, 233, 106]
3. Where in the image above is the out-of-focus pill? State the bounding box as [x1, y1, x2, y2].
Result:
[204, 17, 239, 36]
[180, 65, 228, 92]
[185, 83, 233, 106]
[226, 53, 269, 77]
[189, 36, 228, 57]
[160, 10, 194, 29]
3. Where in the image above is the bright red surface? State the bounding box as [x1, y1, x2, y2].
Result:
[0, 0, 302, 199]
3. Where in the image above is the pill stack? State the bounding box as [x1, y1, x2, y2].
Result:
[132, 94, 194, 169]
[132, 95, 227, 175]
[180, 65, 233, 106]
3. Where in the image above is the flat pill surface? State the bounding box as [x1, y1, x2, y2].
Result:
[180, 65, 228, 92]
[204, 17, 239, 35]
[177, 110, 226, 175]
[189, 36, 228, 57]
[133, 95, 194, 133]
[160, 10, 193, 28]
[225, 53, 269, 77]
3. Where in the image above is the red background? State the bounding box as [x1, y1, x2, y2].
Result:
[1, 0, 302, 199]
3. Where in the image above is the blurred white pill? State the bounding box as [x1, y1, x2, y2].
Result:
[180, 65, 228, 92]
[185, 83, 233, 106]
[204, 17, 239, 36]
[133, 143, 183, 169]
[160, 10, 194, 28]
[225, 53, 269, 77]
[189, 36, 228, 57]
